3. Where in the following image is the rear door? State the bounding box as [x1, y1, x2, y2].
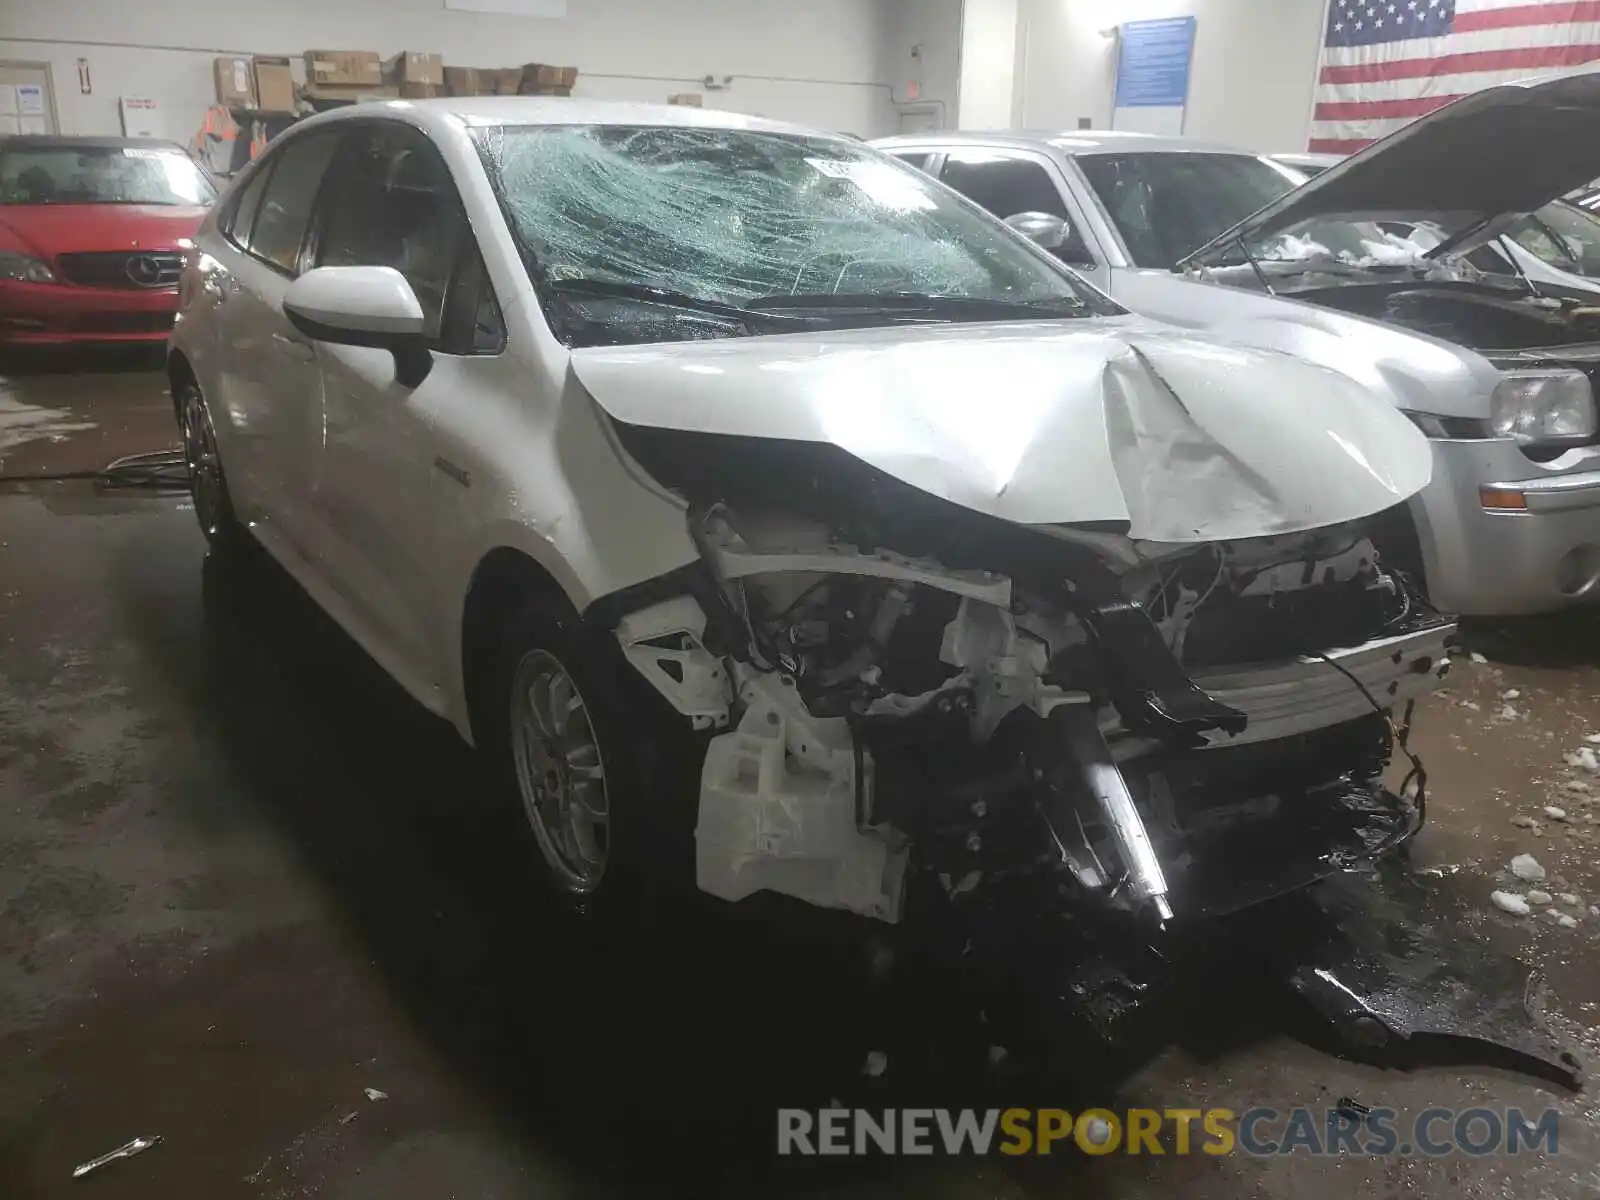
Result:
[207, 127, 342, 546]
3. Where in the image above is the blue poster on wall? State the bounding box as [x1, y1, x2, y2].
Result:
[1114, 16, 1198, 109]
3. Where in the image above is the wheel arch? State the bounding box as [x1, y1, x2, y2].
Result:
[458, 544, 577, 749]
[167, 348, 197, 418]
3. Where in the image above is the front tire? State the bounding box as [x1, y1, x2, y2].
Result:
[491, 599, 657, 915]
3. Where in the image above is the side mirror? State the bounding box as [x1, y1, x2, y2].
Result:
[282, 266, 433, 388]
[1004, 210, 1071, 251]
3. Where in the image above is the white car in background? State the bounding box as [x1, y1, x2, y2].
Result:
[876, 74, 1600, 617]
[169, 99, 1452, 942]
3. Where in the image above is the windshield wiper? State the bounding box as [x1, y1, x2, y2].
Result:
[544, 277, 808, 333]
[745, 291, 1089, 318]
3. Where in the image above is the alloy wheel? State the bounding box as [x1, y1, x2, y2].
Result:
[508, 647, 611, 894]
[181, 386, 226, 540]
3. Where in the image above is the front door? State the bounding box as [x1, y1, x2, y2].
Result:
[936, 148, 1110, 290]
[295, 120, 506, 692]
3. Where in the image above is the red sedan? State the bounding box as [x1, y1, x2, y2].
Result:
[0, 135, 216, 346]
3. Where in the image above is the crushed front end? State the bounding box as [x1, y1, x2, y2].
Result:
[602, 431, 1456, 937]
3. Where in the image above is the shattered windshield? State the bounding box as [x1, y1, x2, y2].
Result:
[474, 124, 1118, 346]
[1507, 200, 1600, 278]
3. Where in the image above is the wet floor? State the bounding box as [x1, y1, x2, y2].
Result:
[3, 353, 1600, 1198]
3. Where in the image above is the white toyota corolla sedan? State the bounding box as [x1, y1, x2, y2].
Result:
[168, 99, 1454, 937]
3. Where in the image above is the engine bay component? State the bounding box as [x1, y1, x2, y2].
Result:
[612, 497, 1455, 930]
[615, 595, 732, 730]
[1184, 625, 1450, 750]
[696, 668, 908, 921]
[1049, 700, 1173, 921]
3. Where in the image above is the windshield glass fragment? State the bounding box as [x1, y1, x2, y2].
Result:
[474, 124, 1118, 346]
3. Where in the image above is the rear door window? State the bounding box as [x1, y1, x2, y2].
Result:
[221, 163, 272, 248]
[245, 130, 342, 273]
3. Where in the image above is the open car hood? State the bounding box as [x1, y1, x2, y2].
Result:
[1185, 73, 1600, 268]
[570, 317, 1433, 545]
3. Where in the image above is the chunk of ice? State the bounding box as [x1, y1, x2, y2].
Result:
[1492, 891, 1531, 916]
[1510, 854, 1546, 882]
[1566, 747, 1600, 773]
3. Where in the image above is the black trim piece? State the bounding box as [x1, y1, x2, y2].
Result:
[1075, 595, 1248, 742]
[434, 456, 471, 487]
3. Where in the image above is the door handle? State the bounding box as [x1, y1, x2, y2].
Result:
[272, 331, 316, 361]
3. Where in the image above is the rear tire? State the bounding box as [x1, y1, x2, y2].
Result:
[176, 377, 246, 555]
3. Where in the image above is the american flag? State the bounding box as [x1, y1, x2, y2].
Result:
[1309, 0, 1600, 151]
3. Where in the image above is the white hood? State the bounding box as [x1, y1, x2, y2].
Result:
[571, 317, 1433, 545]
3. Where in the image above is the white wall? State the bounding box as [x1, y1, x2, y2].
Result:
[0, 0, 896, 143]
[958, 0, 1021, 129]
[1016, 0, 1326, 150]
[876, 0, 962, 132]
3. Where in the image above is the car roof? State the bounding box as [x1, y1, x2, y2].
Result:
[870, 129, 1258, 157]
[1271, 151, 1343, 167]
[288, 96, 838, 143]
[0, 134, 190, 153]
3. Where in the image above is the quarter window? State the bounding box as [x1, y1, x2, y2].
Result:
[439, 245, 506, 354]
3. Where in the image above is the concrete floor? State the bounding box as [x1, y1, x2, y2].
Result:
[3, 353, 1600, 1198]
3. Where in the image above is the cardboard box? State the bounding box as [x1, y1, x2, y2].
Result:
[302, 84, 401, 102]
[494, 68, 524, 95]
[384, 51, 444, 86]
[304, 50, 382, 87]
[214, 56, 257, 108]
[518, 63, 578, 93]
[444, 66, 493, 96]
[253, 56, 296, 113]
[523, 86, 572, 97]
[668, 93, 704, 107]
[399, 82, 443, 99]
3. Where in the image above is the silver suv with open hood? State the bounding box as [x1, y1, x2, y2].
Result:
[876, 79, 1600, 615]
[1183, 75, 1600, 616]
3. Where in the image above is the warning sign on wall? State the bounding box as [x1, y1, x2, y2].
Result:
[119, 96, 161, 138]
